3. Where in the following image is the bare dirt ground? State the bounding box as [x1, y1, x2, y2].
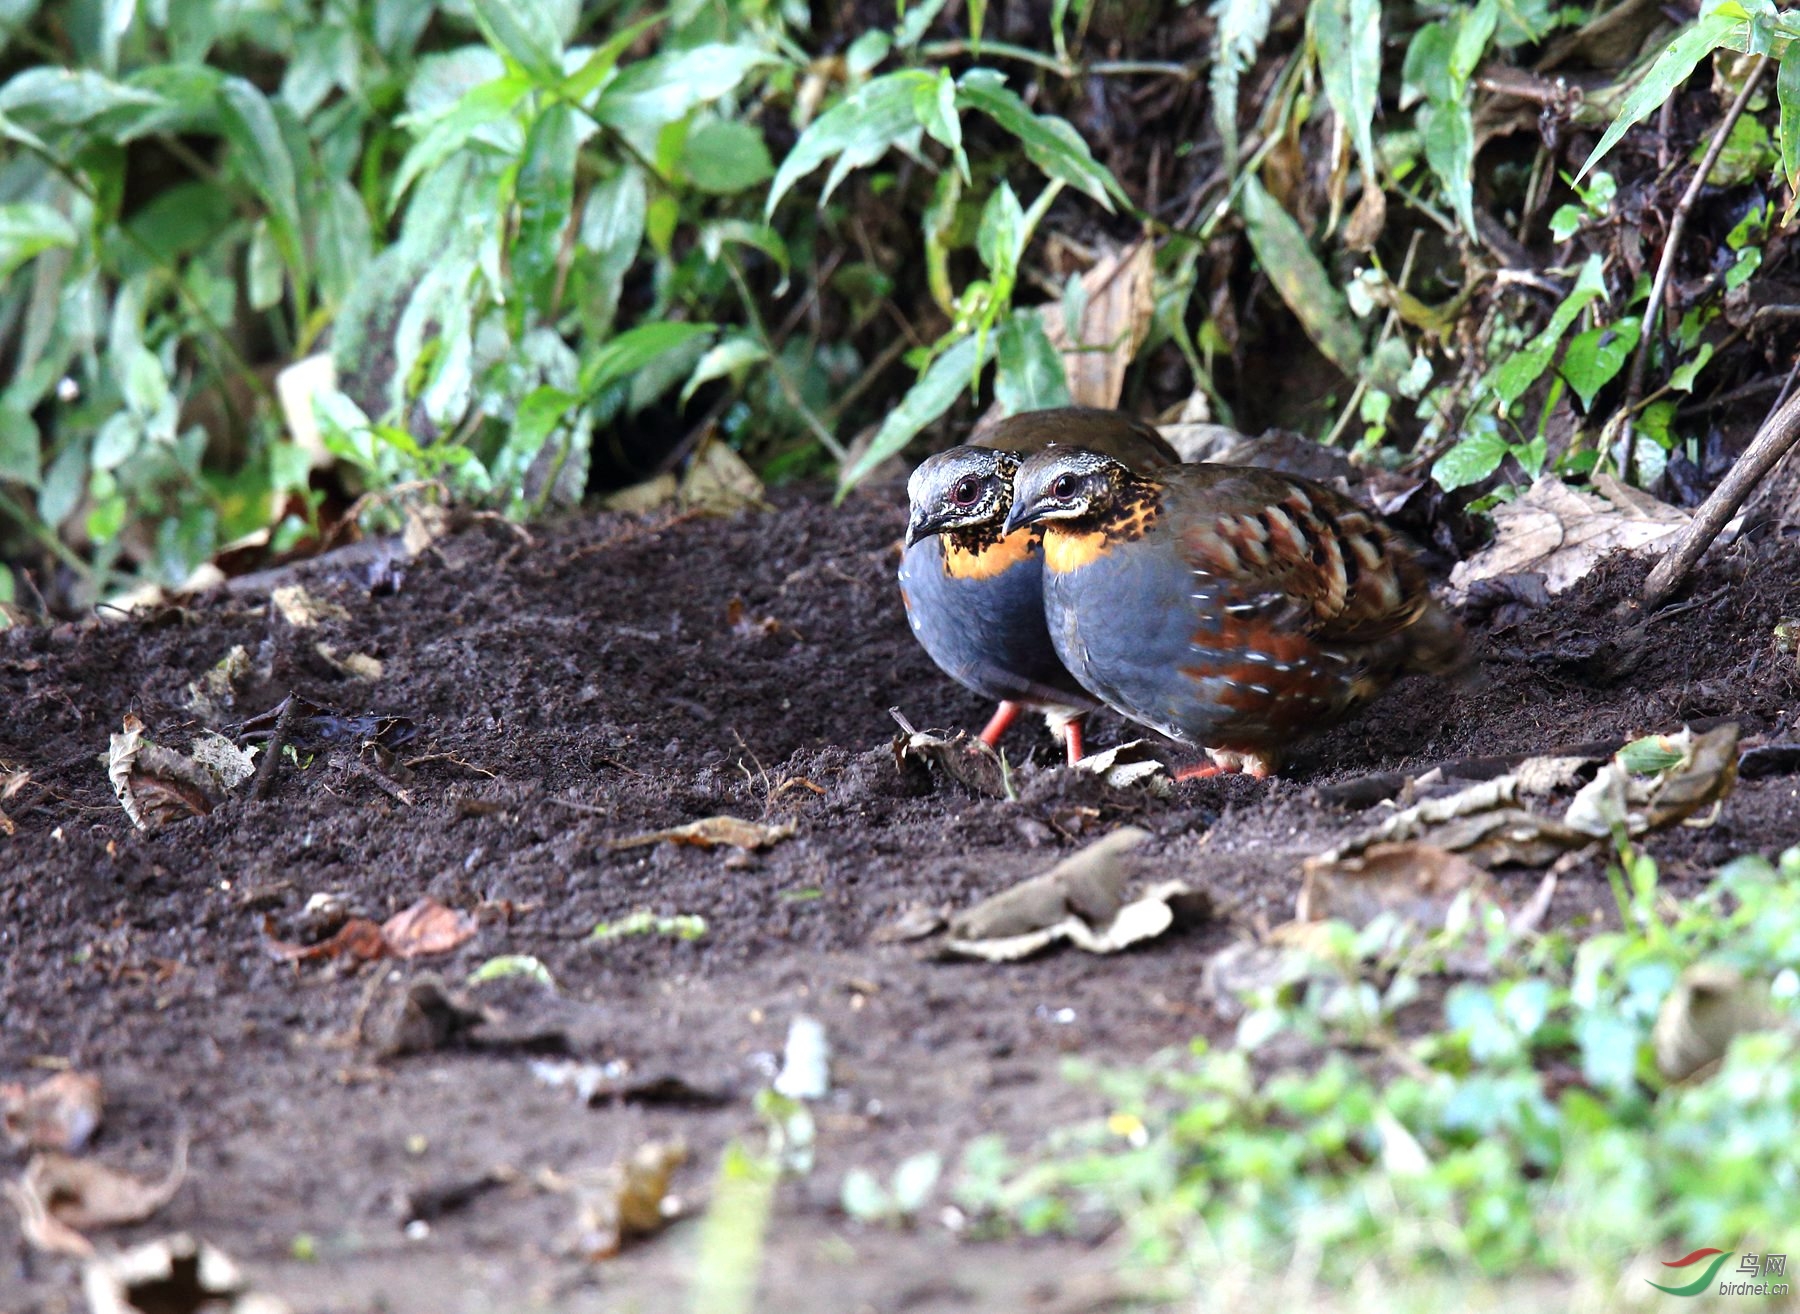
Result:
[3, 482, 1799, 1313]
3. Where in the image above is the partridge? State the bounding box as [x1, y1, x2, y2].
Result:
[899, 408, 1180, 764]
[1003, 449, 1463, 778]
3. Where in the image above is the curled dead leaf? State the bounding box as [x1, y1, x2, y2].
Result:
[890, 710, 1008, 799]
[1653, 962, 1784, 1083]
[607, 816, 797, 852]
[561, 1140, 688, 1261]
[2, 1070, 104, 1152]
[1447, 476, 1691, 604]
[108, 718, 257, 832]
[1297, 843, 1490, 929]
[940, 829, 1210, 961]
[14, 1136, 187, 1256]
[263, 897, 476, 964]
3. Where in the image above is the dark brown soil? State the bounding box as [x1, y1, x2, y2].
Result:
[4, 485, 1799, 1313]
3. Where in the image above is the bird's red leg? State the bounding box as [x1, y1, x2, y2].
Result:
[1173, 762, 1232, 781]
[978, 701, 1021, 747]
[1062, 718, 1085, 767]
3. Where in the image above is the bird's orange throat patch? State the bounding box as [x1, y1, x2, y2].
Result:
[942, 529, 1039, 580]
[1041, 493, 1160, 574]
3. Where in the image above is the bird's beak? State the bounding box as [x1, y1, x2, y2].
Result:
[903, 510, 939, 549]
[1001, 494, 1043, 536]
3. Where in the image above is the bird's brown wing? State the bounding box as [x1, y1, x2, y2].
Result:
[1162, 462, 1437, 649]
[975, 407, 1181, 472]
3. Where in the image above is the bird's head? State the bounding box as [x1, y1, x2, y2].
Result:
[1003, 448, 1132, 535]
[904, 447, 1019, 548]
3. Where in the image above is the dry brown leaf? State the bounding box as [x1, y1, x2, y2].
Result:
[890, 712, 1008, 799]
[1564, 723, 1740, 838]
[262, 914, 387, 963]
[1, 1071, 103, 1152]
[1297, 843, 1491, 929]
[607, 816, 798, 852]
[20, 1140, 186, 1240]
[1071, 740, 1171, 795]
[1040, 240, 1156, 409]
[680, 439, 771, 515]
[940, 830, 1210, 961]
[270, 584, 351, 628]
[262, 897, 475, 964]
[1447, 476, 1689, 603]
[381, 897, 480, 958]
[1653, 963, 1785, 1082]
[563, 1140, 688, 1260]
[949, 828, 1148, 941]
[108, 718, 256, 832]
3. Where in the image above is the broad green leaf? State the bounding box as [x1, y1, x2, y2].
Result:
[1450, 0, 1500, 86]
[994, 312, 1071, 414]
[0, 202, 77, 282]
[217, 78, 304, 287]
[1549, 203, 1584, 241]
[561, 15, 664, 103]
[514, 102, 577, 320]
[501, 385, 578, 476]
[699, 219, 789, 275]
[681, 335, 769, 403]
[1432, 426, 1511, 491]
[1239, 176, 1364, 377]
[246, 218, 284, 311]
[1560, 317, 1640, 411]
[766, 69, 934, 215]
[578, 165, 646, 335]
[976, 181, 1024, 279]
[1668, 341, 1715, 392]
[118, 64, 224, 139]
[468, 0, 565, 83]
[1725, 244, 1761, 290]
[1311, 0, 1381, 185]
[1697, 113, 1773, 186]
[0, 67, 162, 129]
[390, 74, 532, 211]
[1210, 0, 1277, 171]
[956, 70, 1122, 211]
[1489, 254, 1606, 407]
[837, 331, 995, 492]
[1579, 9, 1744, 180]
[593, 45, 780, 135]
[1780, 41, 1800, 219]
[1401, 22, 1453, 109]
[38, 442, 84, 526]
[846, 29, 891, 76]
[681, 118, 774, 194]
[914, 68, 967, 180]
[578, 321, 716, 396]
[1420, 99, 1476, 237]
[0, 402, 40, 488]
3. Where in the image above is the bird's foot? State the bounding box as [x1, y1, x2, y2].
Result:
[977, 700, 1021, 747]
[1061, 718, 1085, 767]
[1174, 749, 1275, 782]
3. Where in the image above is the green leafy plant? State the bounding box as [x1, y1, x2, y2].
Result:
[958, 844, 1800, 1295]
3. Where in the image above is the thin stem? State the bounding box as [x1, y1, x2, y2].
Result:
[917, 39, 1193, 80]
[722, 253, 847, 462]
[1622, 54, 1770, 484]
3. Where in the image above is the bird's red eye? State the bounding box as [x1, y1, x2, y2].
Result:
[952, 475, 982, 505]
[1051, 474, 1080, 500]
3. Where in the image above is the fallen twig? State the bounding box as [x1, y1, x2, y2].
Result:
[1622, 54, 1770, 484]
[1644, 386, 1800, 608]
[250, 696, 298, 800]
